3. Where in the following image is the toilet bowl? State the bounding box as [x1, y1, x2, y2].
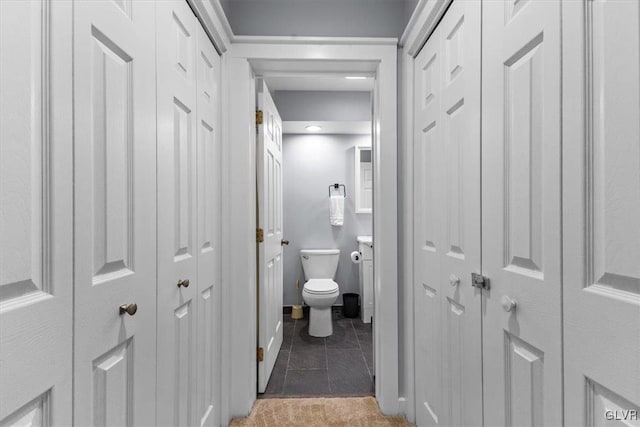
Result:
[300, 249, 340, 337]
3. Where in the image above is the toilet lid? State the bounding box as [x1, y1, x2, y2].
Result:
[304, 279, 339, 294]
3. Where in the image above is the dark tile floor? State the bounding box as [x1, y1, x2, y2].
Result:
[261, 308, 374, 398]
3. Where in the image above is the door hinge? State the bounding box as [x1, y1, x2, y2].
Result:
[257, 347, 264, 362]
[256, 110, 263, 125]
[256, 228, 264, 243]
[471, 273, 490, 290]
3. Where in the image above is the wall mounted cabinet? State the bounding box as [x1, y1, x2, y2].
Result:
[355, 145, 373, 214]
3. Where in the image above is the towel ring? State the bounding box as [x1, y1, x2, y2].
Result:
[328, 183, 346, 198]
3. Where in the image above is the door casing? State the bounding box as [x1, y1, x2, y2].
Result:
[221, 39, 399, 418]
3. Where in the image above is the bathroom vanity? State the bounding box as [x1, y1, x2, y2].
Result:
[357, 236, 374, 323]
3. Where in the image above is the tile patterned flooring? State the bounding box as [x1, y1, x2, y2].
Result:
[261, 308, 374, 397]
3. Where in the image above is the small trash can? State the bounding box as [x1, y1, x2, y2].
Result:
[342, 293, 359, 318]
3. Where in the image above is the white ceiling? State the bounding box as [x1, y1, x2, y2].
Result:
[220, 0, 418, 38]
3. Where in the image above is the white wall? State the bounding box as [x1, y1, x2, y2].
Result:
[282, 134, 372, 306]
[221, 0, 418, 38]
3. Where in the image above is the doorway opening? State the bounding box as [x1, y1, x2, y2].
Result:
[255, 77, 375, 397]
[222, 40, 398, 416]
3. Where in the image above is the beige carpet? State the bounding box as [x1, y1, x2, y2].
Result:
[229, 396, 414, 427]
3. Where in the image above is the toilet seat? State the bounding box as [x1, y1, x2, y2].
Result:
[303, 279, 339, 294]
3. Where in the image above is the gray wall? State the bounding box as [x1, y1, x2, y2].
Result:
[273, 91, 371, 122]
[282, 133, 372, 306]
[221, 0, 418, 38]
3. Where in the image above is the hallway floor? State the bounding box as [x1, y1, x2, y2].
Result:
[261, 308, 374, 397]
[230, 397, 412, 426]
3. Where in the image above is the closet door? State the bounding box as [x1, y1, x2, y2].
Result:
[413, 1, 482, 425]
[481, 1, 563, 425]
[436, 2, 482, 425]
[0, 2, 73, 425]
[156, 1, 200, 425]
[563, 1, 640, 424]
[413, 22, 444, 426]
[195, 25, 222, 427]
[73, 0, 158, 424]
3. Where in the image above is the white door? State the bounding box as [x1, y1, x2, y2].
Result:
[73, 1, 158, 425]
[0, 1, 73, 425]
[414, 22, 444, 426]
[156, 1, 199, 425]
[257, 79, 284, 393]
[195, 24, 222, 427]
[563, 1, 640, 425]
[482, 1, 563, 425]
[413, 1, 482, 425]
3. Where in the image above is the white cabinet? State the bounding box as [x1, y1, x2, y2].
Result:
[357, 236, 374, 324]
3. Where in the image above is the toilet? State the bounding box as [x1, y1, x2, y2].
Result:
[300, 249, 340, 337]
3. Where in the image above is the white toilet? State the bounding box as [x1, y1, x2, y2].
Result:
[300, 249, 340, 337]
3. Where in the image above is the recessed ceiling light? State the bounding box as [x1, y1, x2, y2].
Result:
[305, 125, 322, 132]
[345, 76, 367, 80]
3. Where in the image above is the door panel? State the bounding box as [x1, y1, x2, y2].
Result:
[196, 24, 222, 427]
[257, 79, 284, 393]
[413, 1, 482, 425]
[0, 1, 73, 424]
[482, 1, 563, 425]
[563, 1, 640, 425]
[157, 1, 199, 425]
[73, 0, 157, 424]
[414, 21, 444, 427]
[438, 3, 482, 425]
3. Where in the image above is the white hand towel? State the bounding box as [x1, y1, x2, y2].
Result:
[329, 194, 344, 226]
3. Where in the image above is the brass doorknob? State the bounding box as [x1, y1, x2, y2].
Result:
[281, 239, 290, 246]
[119, 303, 138, 316]
[177, 279, 190, 288]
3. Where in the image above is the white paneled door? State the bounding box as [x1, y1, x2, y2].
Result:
[73, 0, 158, 425]
[413, 1, 482, 425]
[257, 79, 284, 393]
[0, 1, 73, 425]
[414, 23, 444, 426]
[482, 0, 563, 425]
[563, 1, 640, 425]
[195, 21, 222, 427]
[156, 1, 222, 425]
[156, 1, 199, 425]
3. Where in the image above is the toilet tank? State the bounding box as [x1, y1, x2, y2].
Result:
[300, 249, 340, 280]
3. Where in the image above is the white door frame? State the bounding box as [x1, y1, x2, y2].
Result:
[220, 37, 398, 420]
